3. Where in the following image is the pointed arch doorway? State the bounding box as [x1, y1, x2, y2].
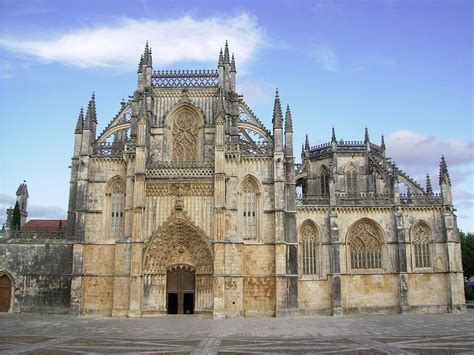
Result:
[167, 266, 195, 314]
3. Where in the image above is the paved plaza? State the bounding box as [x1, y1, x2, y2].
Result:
[0, 310, 473, 354]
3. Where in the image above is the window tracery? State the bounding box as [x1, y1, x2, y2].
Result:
[172, 110, 200, 163]
[300, 222, 320, 276]
[319, 166, 330, 196]
[349, 220, 382, 269]
[346, 164, 358, 196]
[110, 182, 125, 238]
[412, 222, 432, 268]
[242, 179, 258, 240]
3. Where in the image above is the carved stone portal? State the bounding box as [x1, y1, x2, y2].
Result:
[143, 204, 213, 313]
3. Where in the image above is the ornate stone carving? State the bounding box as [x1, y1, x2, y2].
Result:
[146, 179, 214, 196]
[172, 110, 200, 163]
[349, 220, 382, 269]
[144, 208, 213, 275]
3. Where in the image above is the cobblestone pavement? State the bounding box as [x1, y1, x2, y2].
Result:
[0, 310, 473, 354]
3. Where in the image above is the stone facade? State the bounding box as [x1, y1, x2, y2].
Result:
[0, 42, 466, 317]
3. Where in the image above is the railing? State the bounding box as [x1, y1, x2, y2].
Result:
[146, 162, 215, 178]
[92, 142, 126, 157]
[296, 194, 330, 206]
[152, 70, 219, 87]
[335, 193, 393, 206]
[4, 229, 67, 241]
[400, 193, 442, 205]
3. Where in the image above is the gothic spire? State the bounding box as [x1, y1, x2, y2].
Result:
[218, 48, 224, 67]
[84, 92, 97, 129]
[305, 134, 310, 151]
[331, 126, 336, 143]
[364, 126, 370, 144]
[301, 143, 305, 160]
[143, 41, 152, 66]
[230, 53, 236, 73]
[439, 155, 451, 186]
[272, 88, 283, 128]
[224, 40, 230, 63]
[426, 174, 433, 194]
[381, 134, 386, 150]
[75, 107, 84, 134]
[285, 104, 293, 133]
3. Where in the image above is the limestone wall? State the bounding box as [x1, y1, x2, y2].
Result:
[0, 241, 73, 313]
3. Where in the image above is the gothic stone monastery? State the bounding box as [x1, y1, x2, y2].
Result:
[0, 42, 466, 317]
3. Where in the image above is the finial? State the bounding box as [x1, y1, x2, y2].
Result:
[285, 104, 293, 133]
[224, 40, 230, 63]
[381, 134, 386, 150]
[84, 92, 97, 129]
[272, 88, 283, 128]
[230, 53, 236, 73]
[331, 126, 336, 143]
[305, 134, 310, 151]
[140, 41, 152, 67]
[301, 143, 305, 159]
[364, 126, 369, 144]
[218, 48, 224, 67]
[439, 155, 451, 186]
[75, 107, 84, 133]
[426, 174, 433, 194]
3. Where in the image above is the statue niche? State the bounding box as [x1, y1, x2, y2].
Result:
[171, 108, 200, 163]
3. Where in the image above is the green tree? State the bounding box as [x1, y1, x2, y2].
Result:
[460, 231, 474, 279]
[10, 201, 21, 230]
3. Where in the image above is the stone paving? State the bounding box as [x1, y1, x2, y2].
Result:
[0, 310, 473, 354]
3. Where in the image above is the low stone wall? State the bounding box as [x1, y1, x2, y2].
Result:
[0, 238, 73, 313]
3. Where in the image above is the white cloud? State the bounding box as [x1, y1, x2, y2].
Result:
[0, 14, 266, 69]
[237, 79, 276, 107]
[312, 46, 339, 72]
[28, 204, 66, 220]
[387, 130, 474, 167]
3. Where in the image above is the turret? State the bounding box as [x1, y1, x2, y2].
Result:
[73, 107, 84, 157]
[331, 126, 337, 150]
[15, 181, 28, 227]
[439, 155, 452, 205]
[284, 105, 293, 157]
[81, 93, 97, 155]
[137, 41, 153, 91]
[364, 126, 370, 151]
[426, 174, 433, 195]
[272, 89, 283, 152]
[230, 53, 236, 92]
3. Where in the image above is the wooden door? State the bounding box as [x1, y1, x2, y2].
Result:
[167, 269, 195, 314]
[0, 275, 11, 312]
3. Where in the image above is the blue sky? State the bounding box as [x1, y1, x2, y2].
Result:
[0, 0, 472, 230]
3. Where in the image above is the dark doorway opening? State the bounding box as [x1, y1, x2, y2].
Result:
[0, 275, 12, 312]
[167, 293, 178, 314]
[183, 293, 194, 314]
[167, 268, 195, 315]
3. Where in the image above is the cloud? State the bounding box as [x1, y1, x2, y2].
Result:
[311, 45, 339, 72]
[27, 204, 67, 220]
[237, 79, 276, 107]
[387, 130, 474, 167]
[0, 193, 15, 205]
[0, 14, 266, 69]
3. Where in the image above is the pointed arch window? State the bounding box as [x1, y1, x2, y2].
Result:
[412, 222, 432, 268]
[110, 182, 125, 238]
[319, 166, 330, 196]
[242, 179, 258, 240]
[300, 222, 320, 276]
[349, 220, 382, 269]
[346, 164, 358, 196]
